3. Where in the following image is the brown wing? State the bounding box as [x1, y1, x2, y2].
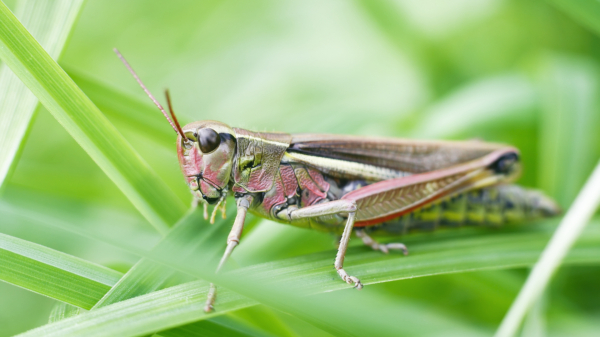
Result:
[289, 133, 510, 174]
[339, 149, 522, 226]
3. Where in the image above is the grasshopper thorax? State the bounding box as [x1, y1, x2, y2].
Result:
[177, 120, 236, 204]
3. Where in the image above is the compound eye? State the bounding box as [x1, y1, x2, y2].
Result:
[490, 152, 519, 174]
[198, 128, 221, 154]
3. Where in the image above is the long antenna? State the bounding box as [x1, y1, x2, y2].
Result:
[164, 89, 186, 139]
[113, 48, 187, 141]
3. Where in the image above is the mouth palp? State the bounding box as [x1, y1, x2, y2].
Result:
[187, 174, 223, 205]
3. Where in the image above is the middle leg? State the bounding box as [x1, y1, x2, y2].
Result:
[281, 199, 363, 289]
[334, 212, 363, 289]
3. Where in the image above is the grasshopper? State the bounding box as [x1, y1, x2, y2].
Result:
[115, 50, 560, 312]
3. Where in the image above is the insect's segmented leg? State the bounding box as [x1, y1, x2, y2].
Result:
[204, 196, 252, 313]
[284, 199, 363, 289]
[335, 211, 363, 289]
[288, 199, 356, 219]
[354, 229, 408, 255]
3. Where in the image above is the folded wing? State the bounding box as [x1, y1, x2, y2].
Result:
[289, 133, 512, 179]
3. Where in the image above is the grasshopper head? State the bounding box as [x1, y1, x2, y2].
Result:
[112, 50, 237, 204]
[177, 121, 236, 204]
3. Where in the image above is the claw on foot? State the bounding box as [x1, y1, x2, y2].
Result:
[337, 268, 363, 290]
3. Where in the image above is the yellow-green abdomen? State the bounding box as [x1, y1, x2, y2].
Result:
[363, 184, 560, 236]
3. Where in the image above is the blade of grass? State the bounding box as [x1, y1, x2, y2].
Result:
[0, 213, 266, 335]
[159, 316, 278, 337]
[19, 280, 255, 337]
[225, 305, 311, 337]
[495, 161, 600, 337]
[61, 220, 600, 337]
[3, 186, 600, 336]
[0, 0, 84, 189]
[6, 214, 600, 336]
[48, 303, 82, 323]
[0, 232, 122, 309]
[92, 206, 237, 309]
[6, 197, 282, 336]
[0, 2, 186, 234]
[15, 278, 489, 337]
[92, 206, 273, 337]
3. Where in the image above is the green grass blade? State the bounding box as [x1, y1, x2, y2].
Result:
[15, 278, 488, 337]
[11, 218, 600, 337]
[550, 0, 600, 36]
[17, 281, 255, 337]
[0, 2, 186, 234]
[92, 207, 237, 309]
[495, 162, 600, 337]
[48, 303, 82, 323]
[0, 0, 84, 189]
[92, 207, 272, 336]
[226, 222, 600, 295]
[159, 316, 277, 337]
[0, 232, 122, 309]
[3, 188, 599, 336]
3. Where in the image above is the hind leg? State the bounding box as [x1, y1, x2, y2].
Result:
[355, 229, 408, 255]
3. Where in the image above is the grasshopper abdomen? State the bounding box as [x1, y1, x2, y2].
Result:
[361, 184, 560, 236]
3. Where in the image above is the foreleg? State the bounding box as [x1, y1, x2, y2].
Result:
[204, 195, 252, 312]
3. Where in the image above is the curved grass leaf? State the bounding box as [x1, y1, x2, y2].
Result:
[228, 221, 600, 295]
[0, 0, 84, 189]
[19, 280, 254, 337]
[158, 316, 278, 337]
[9, 218, 600, 337]
[0, 232, 122, 309]
[16, 280, 487, 337]
[0, 2, 186, 234]
[92, 207, 237, 309]
[3, 176, 599, 336]
[48, 303, 82, 323]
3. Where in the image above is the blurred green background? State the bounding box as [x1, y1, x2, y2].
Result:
[1, 0, 600, 336]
